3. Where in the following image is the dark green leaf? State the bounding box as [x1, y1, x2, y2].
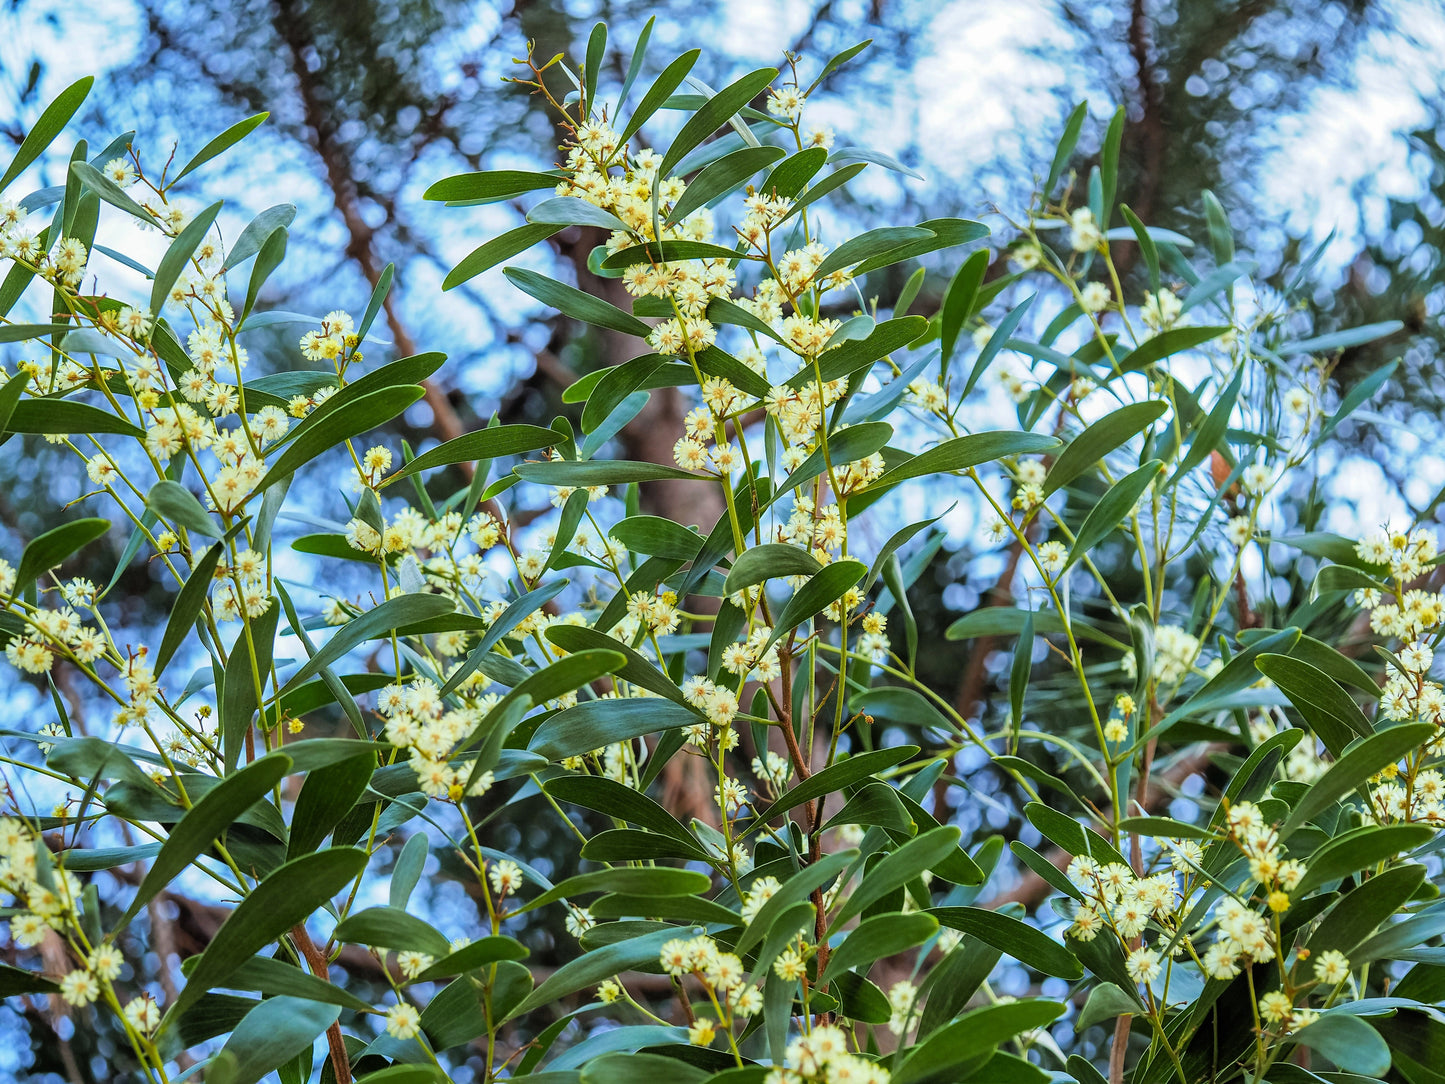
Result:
[667, 145, 786, 223]
[832, 827, 962, 928]
[514, 459, 696, 486]
[147, 480, 219, 538]
[213, 995, 339, 1084]
[863, 431, 1060, 495]
[764, 559, 866, 651]
[1, 77, 92, 193]
[12, 517, 109, 599]
[162, 848, 368, 1026]
[288, 751, 375, 859]
[255, 385, 426, 492]
[279, 593, 454, 692]
[894, 1000, 1065, 1084]
[813, 226, 935, 280]
[1045, 101, 1088, 196]
[1166, 365, 1243, 487]
[1064, 460, 1161, 571]
[1255, 653, 1373, 757]
[506, 927, 680, 1021]
[929, 907, 1082, 979]
[618, 50, 701, 146]
[531, 696, 695, 762]
[384, 424, 558, 482]
[752, 746, 918, 825]
[1116, 326, 1231, 376]
[153, 535, 229, 675]
[656, 68, 779, 183]
[443, 224, 560, 290]
[505, 265, 650, 337]
[334, 906, 450, 956]
[723, 544, 823, 594]
[821, 911, 937, 984]
[1045, 401, 1167, 496]
[1281, 723, 1435, 838]
[116, 753, 291, 932]
[423, 170, 558, 203]
[608, 515, 704, 560]
[152, 201, 223, 315]
[222, 605, 279, 772]
[1289, 1014, 1390, 1077]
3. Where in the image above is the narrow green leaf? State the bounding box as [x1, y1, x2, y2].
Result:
[213, 995, 339, 1084]
[618, 50, 701, 147]
[852, 217, 988, 276]
[764, 559, 866, 652]
[146, 480, 219, 538]
[225, 203, 297, 271]
[153, 534, 231, 675]
[519, 868, 711, 915]
[655, 68, 778, 184]
[526, 196, 630, 232]
[222, 606, 280, 772]
[334, 906, 450, 956]
[1254, 654, 1373, 757]
[175, 113, 268, 184]
[443, 223, 560, 290]
[929, 906, 1082, 979]
[1281, 723, 1436, 838]
[804, 38, 873, 95]
[256, 385, 425, 492]
[1289, 1014, 1390, 1077]
[1280, 320, 1404, 356]
[820, 912, 937, 984]
[545, 775, 694, 842]
[6, 399, 143, 439]
[440, 579, 569, 697]
[12, 518, 109, 600]
[280, 593, 454, 692]
[383, 424, 558, 483]
[114, 753, 289, 931]
[1, 77, 92, 193]
[161, 848, 368, 1026]
[723, 544, 822, 595]
[1045, 401, 1167, 497]
[152, 201, 223, 315]
[752, 746, 918, 826]
[505, 265, 650, 337]
[423, 170, 558, 203]
[1064, 460, 1161, 571]
[289, 751, 375, 859]
[831, 827, 961, 929]
[865, 431, 1061, 496]
[735, 850, 857, 955]
[514, 459, 696, 486]
[1116, 325, 1230, 376]
[940, 249, 987, 372]
[895, 1000, 1065, 1084]
[1045, 101, 1088, 196]
[812, 226, 935, 280]
[1166, 365, 1243, 487]
[667, 145, 786, 224]
[530, 694, 694, 762]
[241, 225, 286, 325]
[607, 515, 704, 560]
[506, 928, 680, 1021]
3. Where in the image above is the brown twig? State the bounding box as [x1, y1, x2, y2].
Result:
[291, 923, 352, 1084]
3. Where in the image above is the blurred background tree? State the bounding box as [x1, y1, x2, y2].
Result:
[2, 0, 1442, 1078]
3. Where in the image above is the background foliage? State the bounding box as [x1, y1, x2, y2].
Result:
[1, 2, 1445, 1083]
